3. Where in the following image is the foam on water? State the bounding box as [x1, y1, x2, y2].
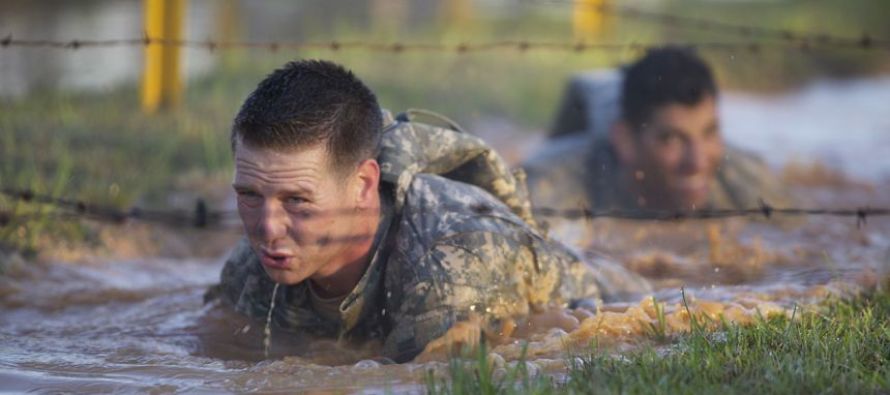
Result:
[2, 76, 890, 392]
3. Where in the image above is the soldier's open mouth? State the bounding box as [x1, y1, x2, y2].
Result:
[260, 252, 291, 269]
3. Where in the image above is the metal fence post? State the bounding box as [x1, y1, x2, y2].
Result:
[574, 0, 609, 40]
[142, 0, 186, 113]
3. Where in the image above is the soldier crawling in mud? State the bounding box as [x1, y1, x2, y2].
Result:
[204, 60, 649, 363]
[524, 47, 792, 243]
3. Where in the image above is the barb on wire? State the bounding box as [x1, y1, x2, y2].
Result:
[0, 187, 237, 229]
[2, 2, 888, 53]
[0, 187, 386, 230]
[528, 206, 889, 222]
[1, 36, 885, 53]
[543, 0, 889, 50]
[2, 187, 888, 234]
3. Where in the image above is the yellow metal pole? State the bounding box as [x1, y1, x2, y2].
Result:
[573, 0, 607, 40]
[142, 0, 185, 113]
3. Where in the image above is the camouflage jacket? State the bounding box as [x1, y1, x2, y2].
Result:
[209, 112, 637, 363]
[523, 135, 792, 244]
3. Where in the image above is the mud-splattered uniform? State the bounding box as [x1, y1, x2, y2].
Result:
[524, 136, 792, 245]
[207, 113, 649, 363]
[524, 71, 792, 245]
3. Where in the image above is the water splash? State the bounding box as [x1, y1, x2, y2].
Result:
[264, 283, 280, 359]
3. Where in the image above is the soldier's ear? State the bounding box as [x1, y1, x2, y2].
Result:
[610, 121, 637, 166]
[353, 159, 380, 208]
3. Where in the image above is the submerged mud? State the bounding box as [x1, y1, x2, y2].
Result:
[3, 78, 890, 392]
[1, 177, 886, 393]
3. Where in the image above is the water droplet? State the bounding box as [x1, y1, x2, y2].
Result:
[353, 359, 381, 369]
[263, 283, 280, 359]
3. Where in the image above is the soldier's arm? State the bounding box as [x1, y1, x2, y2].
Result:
[381, 284, 466, 363]
[720, 145, 796, 209]
[381, 228, 599, 362]
[381, 239, 496, 363]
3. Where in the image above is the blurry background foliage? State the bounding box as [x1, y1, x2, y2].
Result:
[1, 0, 889, 254]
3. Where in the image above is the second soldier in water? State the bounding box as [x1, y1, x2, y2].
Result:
[524, 47, 793, 244]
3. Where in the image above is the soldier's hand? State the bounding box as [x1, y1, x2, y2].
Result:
[414, 315, 483, 362]
[512, 308, 580, 338]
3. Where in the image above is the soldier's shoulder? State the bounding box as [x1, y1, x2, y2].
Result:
[523, 134, 592, 177]
[718, 144, 793, 207]
[722, 145, 781, 184]
[522, 135, 597, 210]
[724, 145, 770, 167]
[399, 174, 530, 235]
[551, 70, 623, 139]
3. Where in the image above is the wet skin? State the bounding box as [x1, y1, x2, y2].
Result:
[614, 96, 724, 210]
[232, 141, 381, 297]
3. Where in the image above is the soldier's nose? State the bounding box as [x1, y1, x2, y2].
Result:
[257, 202, 288, 243]
[681, 141, 708, 174]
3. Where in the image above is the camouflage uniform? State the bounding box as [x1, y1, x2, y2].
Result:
[207, 111, 650, 363]
[524, 137, 790, 213]
[524, 71, 792, 244]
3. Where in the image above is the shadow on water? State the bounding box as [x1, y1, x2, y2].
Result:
[1, 77, 889, 392]
[1, 186, 886, 392]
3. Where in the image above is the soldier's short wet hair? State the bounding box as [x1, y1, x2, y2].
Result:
[620, 46, 717, 131]
[232, 59, 383, 173]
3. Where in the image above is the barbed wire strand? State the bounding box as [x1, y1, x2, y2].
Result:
[1, 36, 884, 53]
[2, 188, 886, 232]
[2, 2, 887, 53]
[547, 1, 890, 49]
[0, 187, 234, 228]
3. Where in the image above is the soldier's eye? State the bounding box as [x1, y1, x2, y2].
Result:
[236, 191, 262, 207]
[284, 196, 307, 207]
[283, 197, 314, 219]
[287, 196, 304, 203]
[657, 133, 682, 145]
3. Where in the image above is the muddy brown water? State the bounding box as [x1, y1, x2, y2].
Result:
[3, 80, 890, 393]
[2, 178, 887, 393]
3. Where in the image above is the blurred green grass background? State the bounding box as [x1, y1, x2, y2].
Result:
[1, 0, 889, 253]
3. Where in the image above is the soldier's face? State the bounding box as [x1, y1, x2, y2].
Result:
[232, 141, 371, 285]
[631, 96, 724, 210]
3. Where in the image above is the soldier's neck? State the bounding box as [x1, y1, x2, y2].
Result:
[309, 203, 383, 299]
[619, 168, 675, 211]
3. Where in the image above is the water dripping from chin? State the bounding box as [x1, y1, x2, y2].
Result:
[264, 283, 280, 359]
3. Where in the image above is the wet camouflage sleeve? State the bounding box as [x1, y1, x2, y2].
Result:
[523, 138, 794, 213]
[717, 146, 794, 209]
[378, 174, 604, 362]
[207, 111, 652, 363]
[379, 118, 539, 231]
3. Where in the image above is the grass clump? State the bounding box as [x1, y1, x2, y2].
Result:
[0, 83, 238, 254]
[4, 0, 890, 256]
[429, 290, 890, 394]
